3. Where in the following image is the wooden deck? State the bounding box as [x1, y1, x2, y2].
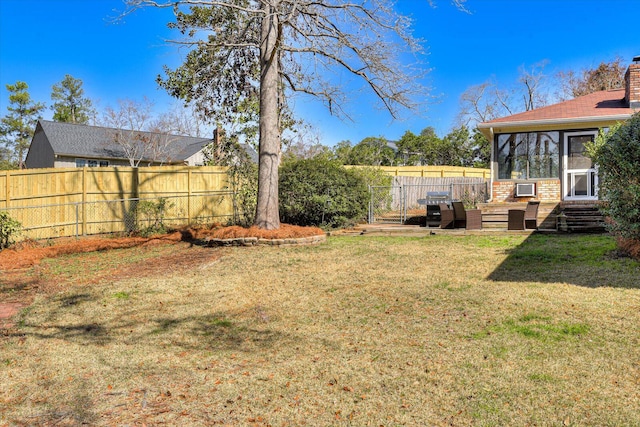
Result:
[372, 201, 607, 233]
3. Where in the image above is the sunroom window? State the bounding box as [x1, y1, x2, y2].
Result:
[497, 131, 559, 179]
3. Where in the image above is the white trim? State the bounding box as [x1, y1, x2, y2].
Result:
[563, 131, 599, 200]
[478, 114, 631, 130]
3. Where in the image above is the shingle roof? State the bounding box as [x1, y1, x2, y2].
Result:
[38, 120, 258, 164]
[39, 120, 212, 162]
[481, 89, 632, 126]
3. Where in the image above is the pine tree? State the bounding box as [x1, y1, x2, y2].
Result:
[51, 75, 94, 124]
[0, 81, 46, 169]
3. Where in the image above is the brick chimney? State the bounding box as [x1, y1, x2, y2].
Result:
[625, 56, 640, 109]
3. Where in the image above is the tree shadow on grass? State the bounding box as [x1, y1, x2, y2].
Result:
[147, 313, 285, 351]
[9, 292, 287, 352]
[7, 380, 99, 427]
[487, 233, 640, 289]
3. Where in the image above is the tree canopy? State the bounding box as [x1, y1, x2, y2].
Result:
[329, 125, 489, 168]
[124, 0, 447, 229]
[51, 75, 94, 124]
[556, 57, 627, 100]
[0, 81, 45, 169]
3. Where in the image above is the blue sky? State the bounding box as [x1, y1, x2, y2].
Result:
[1, 0, 638, 146]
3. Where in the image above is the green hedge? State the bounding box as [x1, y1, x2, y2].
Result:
[279, 158, 372, 228]
[587, 112, 640, 239]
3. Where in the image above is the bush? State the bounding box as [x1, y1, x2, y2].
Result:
[228, 160, 258, 227]
[587, 112, 640, 240]
[136, 198, 174, 236]
[0, 211, 22, 249]
[279, 157, 370, 228]
[348, 165, 393, 189]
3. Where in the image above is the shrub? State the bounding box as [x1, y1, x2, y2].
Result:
[136, 198, 174, 236]
[0, 211, 22, 250]
[279, 157, 370, 228]
[348, 165, 393, 189]
[228, 160, 258, 227]
[587, 112, 640, 241]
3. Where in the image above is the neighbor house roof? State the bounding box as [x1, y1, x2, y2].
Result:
[36, 120, 258, 164]
[477, 89, 635, 139]
[38, 120, 211, 163]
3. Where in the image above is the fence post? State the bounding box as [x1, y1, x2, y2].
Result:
[82, 167, 87, 236]
[4, 170, 10, 209]
[368, 185, 372, 224]
[402, 185, 406, 224]
[187, 168, 192, 224]
[76, 203, 79, 238]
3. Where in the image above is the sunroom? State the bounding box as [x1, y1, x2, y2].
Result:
[478, 60, 639, 204]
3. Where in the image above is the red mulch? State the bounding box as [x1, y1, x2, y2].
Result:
[0, 233, 184, 270]
[0, 224, 325, 271]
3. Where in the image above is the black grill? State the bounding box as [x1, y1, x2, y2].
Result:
[424, 191, 451, 205]
[420, 191, 452, 226]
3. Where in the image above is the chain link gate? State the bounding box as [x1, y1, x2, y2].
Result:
[368, 185, 404, 223]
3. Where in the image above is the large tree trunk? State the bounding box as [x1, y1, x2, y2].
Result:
[254, 0, 281, 230]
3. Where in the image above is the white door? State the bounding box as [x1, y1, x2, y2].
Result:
[563, 131, 598, 200]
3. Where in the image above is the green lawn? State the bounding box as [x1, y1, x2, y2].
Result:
[1, 234, 639, 426]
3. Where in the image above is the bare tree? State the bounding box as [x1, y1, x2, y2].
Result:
[123, 0, 466, 229]
[518, 60, 549, 111]
[556, 57, 627, 101]
[101, 98, 157, 166]
[458, 61, 550, 127]
[157, 104, 209, 138]
[457, 81, 500, 126]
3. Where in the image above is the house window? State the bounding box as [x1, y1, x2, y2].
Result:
[76, 159, 109, 167]
[497, 131, 559, 179]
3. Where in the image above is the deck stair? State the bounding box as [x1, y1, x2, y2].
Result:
[557, 204, 606, 233]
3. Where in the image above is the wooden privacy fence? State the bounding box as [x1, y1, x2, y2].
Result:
[375, 165, 490, 179]
[0, 166, 233, 240]
[395, 176, 489, 210]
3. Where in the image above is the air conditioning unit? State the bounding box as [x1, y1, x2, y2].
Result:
[515, 183, 536, 197]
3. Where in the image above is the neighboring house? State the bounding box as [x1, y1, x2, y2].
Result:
[25, 120, 258, 169]
[478, 58, 639, 203]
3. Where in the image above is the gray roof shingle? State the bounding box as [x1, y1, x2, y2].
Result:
[37, 120, 259, 164]
[39, 120, 214, 163]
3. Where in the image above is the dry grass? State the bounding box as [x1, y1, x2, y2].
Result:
[1, 234, 639, 426]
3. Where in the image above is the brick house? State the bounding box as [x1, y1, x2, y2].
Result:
[478, 58, 639, 205]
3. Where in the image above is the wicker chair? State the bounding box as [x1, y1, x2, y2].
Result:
[452, 201, 467, 228]
[439, 203, 455, 229]
[508, 201, 540, 230]
[525, 201, 540, 229]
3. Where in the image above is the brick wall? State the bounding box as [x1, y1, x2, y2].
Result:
[625, 63, 640, 108]
[492, 180, 561, 202]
